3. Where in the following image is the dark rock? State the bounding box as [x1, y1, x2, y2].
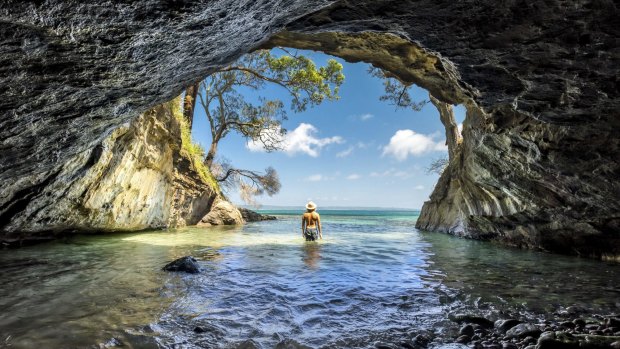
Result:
[573, 319, 586, 328]
[606, 318, 620, 328]
[239, 208, 277, 222]
[450, 314, 494, 328]
[398, 341, 416, 349]
[559, 321, 576, 329]
[495, 319, 521, 333]
[412, 334, 430, 347]
[374, 343, 397, 349]
[459, 324, 475, 337]
[193, 326, 207, 333]
[501, 342, 517, 349]
[234, 339, 260, 349]
[162, 256, 200, 274]
[611, 341, 620, 349]
[275, 339, 312, 349]
[456, 335, 471, 344]
[505, 324, 541, 339]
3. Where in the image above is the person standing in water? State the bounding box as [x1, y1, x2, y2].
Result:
[301, 201, 322, 241]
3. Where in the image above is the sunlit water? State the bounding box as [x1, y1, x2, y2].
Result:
[0, 210, 618, 348]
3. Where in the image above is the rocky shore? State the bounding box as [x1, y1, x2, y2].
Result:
[440, 312, 620, 349]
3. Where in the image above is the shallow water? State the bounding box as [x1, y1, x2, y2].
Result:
[0, 211, 618, 348]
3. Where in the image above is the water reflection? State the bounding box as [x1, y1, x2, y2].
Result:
[301, 242, 322, 269]
[0, 212, 618, 349]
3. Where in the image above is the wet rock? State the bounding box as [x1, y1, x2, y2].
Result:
[501, 342, 517, 349]
[456, 335, 471, 344]
[611, 341, 620, 349]
[412, 334, 431, 347]
[559, 321, 575, 329]
[433, 345, 468, 349]
[239, 208, 276, 222]
[234, 339, 260, 349]
[573, 319, 586, 328]
[606, 318, 620, 328]
[495, 319, 521, 333]
[505, 324, 541, 339]
[450, 314, 494, 328]
[162, 256, 200, 274]
[193, 326, 207, 333]
[374, 343, 397, 349]
[459, 324, 475, 337]
[275, 339, 312, 349]
[198, 198, 244, 226]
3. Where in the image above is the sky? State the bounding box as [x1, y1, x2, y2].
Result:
[191, 49, 465, 209]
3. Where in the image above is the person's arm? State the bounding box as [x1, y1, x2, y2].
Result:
[317, 214, 323, 239]
[301, 215, 306, 237]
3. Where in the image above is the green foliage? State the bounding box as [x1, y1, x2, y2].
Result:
[168, 96, 219, 191]
[194, 48, 343, 203]
[198, 48, 345, 157]
[368, 67, 427, 111]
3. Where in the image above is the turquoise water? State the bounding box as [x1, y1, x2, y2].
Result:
[0, 210, 618, 348]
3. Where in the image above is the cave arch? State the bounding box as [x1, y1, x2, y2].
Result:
[0, 1, 617, 259]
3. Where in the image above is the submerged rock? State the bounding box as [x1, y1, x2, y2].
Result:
[162, 256, 200, 274]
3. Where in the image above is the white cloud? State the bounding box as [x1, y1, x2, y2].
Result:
[359, 113, 374, 121]
[346, 174, 361, 180]
[247, 123, 343, 157]
[382, 129, 447, 161]
[458, 123, 463, 135]
[336, 146, 354, 158]
[414, 185, 425, 190]
[306, 174, 324, 182]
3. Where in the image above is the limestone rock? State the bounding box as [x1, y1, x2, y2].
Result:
[0, 100, 216, 236]
[198, 198, 243, 226]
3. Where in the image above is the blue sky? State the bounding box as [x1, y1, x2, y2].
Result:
[191, 50, 465, 209]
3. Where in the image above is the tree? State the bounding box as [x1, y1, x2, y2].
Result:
[187, 49, 344, 204]
[196, 49, 344, 168]
[426, 156, 449, 175]
[368, 67, 428, 111]
[211, 159, 281, 206]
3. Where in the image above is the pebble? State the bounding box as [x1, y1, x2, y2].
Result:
[459, 324, 475, 337]
[495, 319, 521, 333]
[505, 324, 542, 339]
[456, 335, 471, 344]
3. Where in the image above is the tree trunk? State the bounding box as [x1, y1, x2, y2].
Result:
[183, 82, 200, 129]
[429, 93, 460, 161]
[205, 141, 218, 168]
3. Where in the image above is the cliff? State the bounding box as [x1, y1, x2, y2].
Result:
[1, 98, 218, 240]
[0, 1, 618, 259]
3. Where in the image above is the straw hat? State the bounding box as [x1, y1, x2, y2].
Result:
[305, 201, 317, 210]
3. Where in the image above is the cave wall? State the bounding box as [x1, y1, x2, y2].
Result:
[0, 1, 618, 258]
[1, 100, 217, 238]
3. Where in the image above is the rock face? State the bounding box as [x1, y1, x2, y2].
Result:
[0, 1, 618, 259]
[1, 99, 217, 237]
[198, 198, 243, 227]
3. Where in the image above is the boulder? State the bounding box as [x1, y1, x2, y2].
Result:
[198, 199, 243, 226]
[162, 256, 200, 274]
[239, 208, 277, 222]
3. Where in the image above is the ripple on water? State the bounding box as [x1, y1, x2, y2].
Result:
[0, 212, 619, 348]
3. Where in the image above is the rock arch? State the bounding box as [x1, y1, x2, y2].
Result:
[0, 1, 618, 259]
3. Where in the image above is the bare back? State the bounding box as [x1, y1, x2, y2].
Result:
[303, 211, 320, 228]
